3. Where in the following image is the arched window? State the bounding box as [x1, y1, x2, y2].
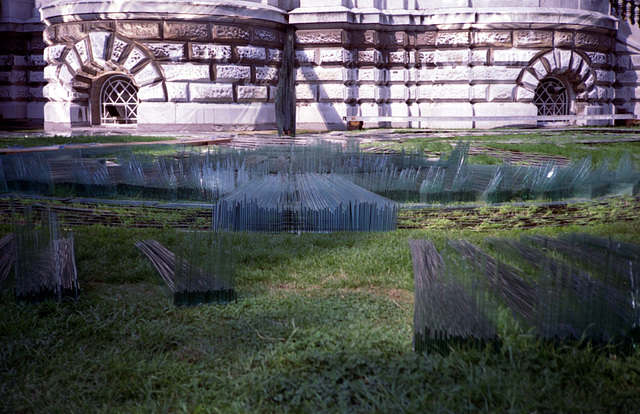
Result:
[534, 78, 568, 116]
[100, 76, 139, 125]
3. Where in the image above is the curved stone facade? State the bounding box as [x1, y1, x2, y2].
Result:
[39, 0, 291, 131]
[3, 0, 640, 131]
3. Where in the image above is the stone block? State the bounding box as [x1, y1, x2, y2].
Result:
[64, 50, 82, 73]
[531, 59, 548, 79]
[123, 47, 148, 71]
[297, 67, 348, 82]
[138, 81, 166, 102]
[295, 49, 317, 65]
[12, 56, 28, 67]
[237, 85, 268, 102]
[162, 63, 210, 81]
[493, 48, 540, 66]
[164, 22, 209, 40]
[43, 83, 87, 102]
[58, 65, 74, 86]
[358, 50, 384, 65]
[554, 31, 574, 47]
[44, 26, 56, 45]
[431, 67, 470, 82]
[28, 55, 46, 68]
[57, 23, 84, 42]
[0, 55, 14, 66]
[516, 86, 535, 101]
[296, 29, 344, 45]
[268, 48, 282, 63]
[137, 102, 177, 125]
[43, 65, 59, 82]
[27, 101, 45, 119]
[575, 32, 612, 50]
[587, 52, 611, 68]
[165, 82, 188, 102]
[473, 102, 537, 128]
[470, 49, 489, 66]
[472, 66, 521, 82]
[296, 102, 349, 130]
[431, 84, 469, 100]
[44, 45, 67, 64]
[383, 31, 407, 47]
[0, 70, 27, 83]
[630, 55, 640, 69]
[319, 84, 347, 101]
[418, 51, 435, 66]
[134, 63, 162, 87]
[30, 71, 45, 83]
[213, 25, 251, 42]
[254, 28, 283, 45]
[89, 32, 110, 63]
[110, 37, 130, 62]
[473, 31, 512, 47]
[417, 84, 431, 101]
[488, 84, 515, 101]
[388, 50, 408, 65]
[191, 44, 232, 62]
[44, 102, 90, 126]
[319, 49, 353, 64]
[416, 32, 437, 46]
[471, 84, 488, 101]
[552, 49, 573, 73]
[389, 84, 409, 101]
[255, 66, 279, 82]
[358, 84, 387, 102]
[357, 68, 386, 84]
[514, 30, 553, 48]
[345, 86, 358, 102]
[116, 21, 161, 40]
[519, 69, 538, 89]
[434, 50, 469, 66]
[236, 46, 267, 63]
[595, 69, 615, 84]
[189, 83, 234, 102]
[143, 43, 186, 60]
[215, 65, 251, 81]
[417, 102, 473, 129]
[296, 84, 318, 100]
[436, 31, 470, 47]
[417, 69, 432, 83]
[388, 69, 407, 83]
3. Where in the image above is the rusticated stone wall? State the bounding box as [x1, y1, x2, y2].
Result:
[42, 19, 285, 131]
[293, 26, 616, 130]
[0, 2, 46, 128]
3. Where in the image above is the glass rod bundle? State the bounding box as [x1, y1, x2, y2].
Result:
[136, 232, 236, 307]
[411, 235, 639, 354]
[213, 173, 398, 233]
[13, 209, 79, 304]
[409, 239, 498, 355]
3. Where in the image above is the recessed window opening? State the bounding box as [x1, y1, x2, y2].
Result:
[534, 77, 569, 116]
[100, 76, 139, 125]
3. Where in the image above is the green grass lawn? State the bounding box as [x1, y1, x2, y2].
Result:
[1, 219, 639, 413]
[2, 131, 640, 413]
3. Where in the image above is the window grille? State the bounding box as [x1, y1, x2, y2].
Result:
[100, 76, 139, 125]
[534, 78, 568, 116]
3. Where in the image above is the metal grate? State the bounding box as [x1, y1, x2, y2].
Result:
[533, 78, 568, 116]
[100, 76, 139, 125]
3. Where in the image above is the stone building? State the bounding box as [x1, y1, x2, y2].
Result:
[1, 0, 640, 131]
